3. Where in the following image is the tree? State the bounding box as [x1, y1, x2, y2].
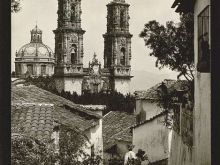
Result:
[26, 76, 136, 115]
[139, 13, 194, 82]
[11, 134, 57, 165]
[11, 125, 102, 165]
[11, 0, 22, 13]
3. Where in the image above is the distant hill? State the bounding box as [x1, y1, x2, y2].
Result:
[130, 70, 177, 93]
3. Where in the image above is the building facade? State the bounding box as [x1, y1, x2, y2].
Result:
[171, 0, 211, 165]
[193, 1, 211, 164]
[54, 0, 133, 95]
[133, 80, 189, 165]
[15, 25, 55, 77]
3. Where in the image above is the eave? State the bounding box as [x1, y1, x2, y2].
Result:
[171, 0, 195, 14]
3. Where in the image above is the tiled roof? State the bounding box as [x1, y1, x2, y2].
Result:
[11, 103, 54, 141]
[11, 84, 101, 132]
[134, 79, 189, 100]
[103, 111, 136, 151]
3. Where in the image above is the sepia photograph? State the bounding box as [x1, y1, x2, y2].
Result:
[9, 0, 214, 164]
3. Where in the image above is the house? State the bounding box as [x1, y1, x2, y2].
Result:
[103, 111, 136, 165]
[171, 0, 211, 164]
[133, 79, 189, 165]
[11, 78, 104, 162]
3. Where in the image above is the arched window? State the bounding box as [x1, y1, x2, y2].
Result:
[120, 10, 125, 28]
[57, 53, 61, 63]
[41, 65, 46, 75]
[71, 45, 77, 64]
[71, 5, 76, 21]
[27, 64, 33, 75]
[120, 47, 126, 65]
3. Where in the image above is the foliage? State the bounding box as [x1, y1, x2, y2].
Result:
[11, 134, 57, 165]
[11, 0, 22, 13]
[140, 13, 194, 82]
[26, 76, 135, 115]
[11, 125, 102, 165]
[59, 125, 102, 165]
[156, 80, 193, 128]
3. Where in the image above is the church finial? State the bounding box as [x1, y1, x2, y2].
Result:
[94, 52, 97, 58]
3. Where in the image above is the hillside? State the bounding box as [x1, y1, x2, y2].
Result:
[130, 70, 178, 93]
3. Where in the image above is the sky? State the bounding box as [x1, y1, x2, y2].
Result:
[11, 0, 180, 78]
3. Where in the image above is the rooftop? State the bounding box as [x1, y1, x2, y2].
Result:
[134, 79, 189, 100]
[103, 111, 136, 151]
[11, 103, 54, 141]
[171, 0, 195, 13]
[11, 82, 102, 133]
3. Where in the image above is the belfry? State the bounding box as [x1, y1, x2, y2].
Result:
[53, 0, 133, 95]
[53, 0, 85, 95]
[103, 0, 133, 94]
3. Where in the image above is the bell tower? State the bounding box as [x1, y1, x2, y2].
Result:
[54, 0, 85, 95]
[103, 0, 133, 95]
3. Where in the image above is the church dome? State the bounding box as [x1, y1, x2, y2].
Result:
[16, 25, 54, 58]
[17, 42, 53, 57]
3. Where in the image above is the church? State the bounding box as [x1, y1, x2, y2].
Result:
[15, 0, 133, 95]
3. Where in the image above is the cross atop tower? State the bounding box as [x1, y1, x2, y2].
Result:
[113, 0, 125, 3]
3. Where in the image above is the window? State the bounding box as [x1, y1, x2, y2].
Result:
[197, 6, 210, 72]
[15, 64, 21, 75]
[120, 10, 125, 28]
[71, 5, 76, 21]
[27, 64, 33, 75]
[120, 47, 126, 65]
[41, 65, 46, 75]
[91, 144, 95, 158]
[71, 45, 77, 64]
[93, 84, 99, 93]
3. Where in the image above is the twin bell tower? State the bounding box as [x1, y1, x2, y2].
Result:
[54, 0, 133, 95]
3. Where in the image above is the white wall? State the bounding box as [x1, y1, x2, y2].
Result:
[169, 131, 193, 165]
[114, 79, 131, 95]
[90, 119, 103, 158]
[194, 0, 211, 164]
[64, 77, 83, 95]
[135, 100, 164, 120]
[133, 115, 170, 164]
[83, 119, 103, 164]
[55, 77, 83, 95]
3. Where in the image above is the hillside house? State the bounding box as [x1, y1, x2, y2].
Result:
[133, 79, 189, 165]
[11, 78, 104, 162]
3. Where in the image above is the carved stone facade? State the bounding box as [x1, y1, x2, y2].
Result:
[54, 0, 85, 95]
[103, 0, 133, 94]
[54, 0, 133, 95]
